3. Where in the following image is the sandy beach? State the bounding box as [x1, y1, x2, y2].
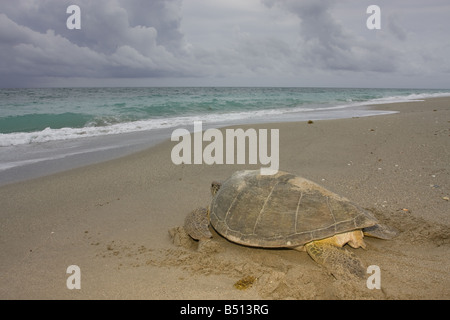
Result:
[0, 97, 449, 300]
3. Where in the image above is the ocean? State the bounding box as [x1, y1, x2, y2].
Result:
[1, 87, 449, 185]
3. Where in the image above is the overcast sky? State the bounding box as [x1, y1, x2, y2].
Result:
[1, 0, 449, 88]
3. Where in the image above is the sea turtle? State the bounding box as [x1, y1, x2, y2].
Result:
[180, 170, 397, 278]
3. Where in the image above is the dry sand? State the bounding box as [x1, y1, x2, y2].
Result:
[0, 97, 449, 300]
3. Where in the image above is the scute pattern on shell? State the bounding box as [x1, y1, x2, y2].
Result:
[209, 170, 377, 248]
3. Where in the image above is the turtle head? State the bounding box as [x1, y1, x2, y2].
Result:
[211, 181, 222, 196]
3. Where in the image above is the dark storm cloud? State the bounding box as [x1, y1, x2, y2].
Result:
[0, 0, 194, 86]
[119, 0, 187, 54]
[0, 0, 449, 87]
[262, 0, 398, 72]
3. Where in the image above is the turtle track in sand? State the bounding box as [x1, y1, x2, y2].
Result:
[93, 206, 450, 299]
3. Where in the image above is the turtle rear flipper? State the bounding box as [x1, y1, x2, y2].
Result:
[304, 242, 365, 279]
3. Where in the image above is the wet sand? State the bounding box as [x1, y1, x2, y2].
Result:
[0, 97, 449, 299]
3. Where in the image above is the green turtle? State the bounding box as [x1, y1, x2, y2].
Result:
[181, 170, 397, 278]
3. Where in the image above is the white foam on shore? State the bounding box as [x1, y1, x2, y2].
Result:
[0, 145, 119, 171]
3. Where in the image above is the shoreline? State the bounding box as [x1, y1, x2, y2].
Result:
[0, 97, 449, 299]
[0, 97, 408, 187]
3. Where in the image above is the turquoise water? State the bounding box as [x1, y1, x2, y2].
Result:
[1, 86, 450, 185]
[1, 87, 450, 146]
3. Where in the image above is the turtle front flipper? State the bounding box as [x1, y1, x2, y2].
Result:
[304, 242, 365, 279]
[363, 223, 398, 240]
